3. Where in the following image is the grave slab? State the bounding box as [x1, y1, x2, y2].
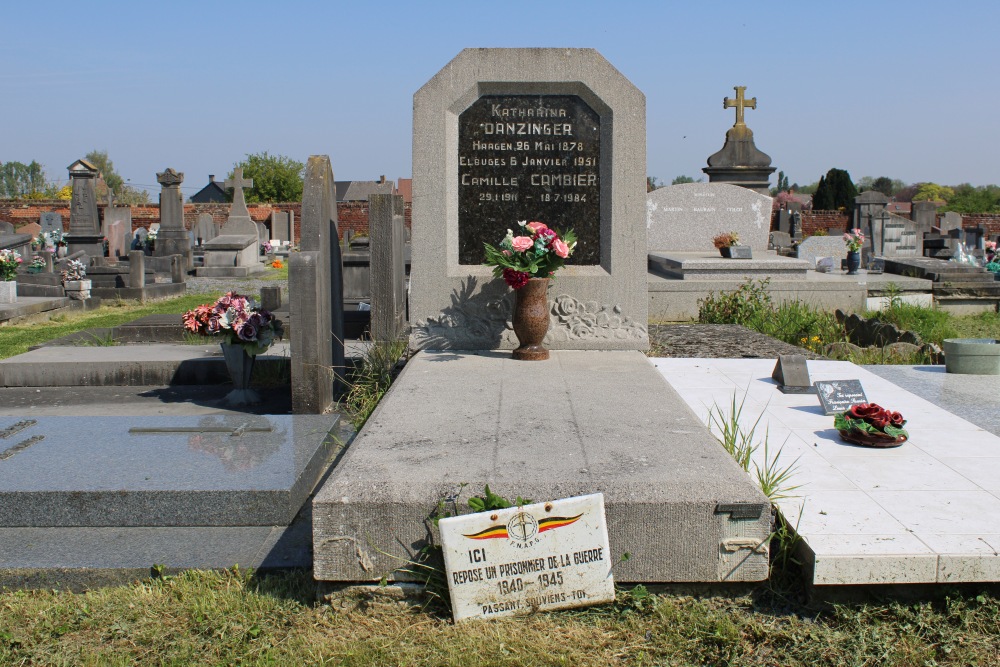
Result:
[653, 358, 1000, 585]
[313, 350, 771, 584]
[0, 414, 340, 527]
[648, 251, 810, 280]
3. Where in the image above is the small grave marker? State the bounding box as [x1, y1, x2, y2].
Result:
[439, 493, 614, 622]
[814, 380, 868, 415]
[771, 355, 814, 394]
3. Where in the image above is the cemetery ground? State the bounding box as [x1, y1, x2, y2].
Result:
[2, 282, 1000, 664]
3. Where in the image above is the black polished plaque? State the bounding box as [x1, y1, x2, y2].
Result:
[457, 94, 601, 265]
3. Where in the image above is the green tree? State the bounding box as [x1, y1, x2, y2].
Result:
[942, 184, 1000, 214]
[646, 176, 662, 192]
[84, 149, 124, 194]
[770, 170, 789, 195]
[230, 152, 305, 203]
[671, 175, 701, 185]
[913, 182, 954, 203]
[0, 160, 47, 198]
[812, 168, 857, 210]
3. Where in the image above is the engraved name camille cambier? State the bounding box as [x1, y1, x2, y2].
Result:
[457, 95, 601, 265]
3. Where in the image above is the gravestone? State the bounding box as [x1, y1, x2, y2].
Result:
[939, 211, 963, 235]
[410, 48, 648, 351]
[102, 206, 132, 258]
[198, 168, 263, 276]
[912, 201, 938, 230]
[66, 159, 104, 258]
[368, 193, 407, 341]
[270, 211, 293, 245]
[106, 220, 125, 259]
[194, 213, 218, 246]
[289, 155, 345, 413]
[853, 190, 889, 234]
[796, 235, 848, 269]
[256, 222, 269, 247]
[647, 182, 773, 251]
[40, 212, 62, 236]
[153, 168, 192, 269]
[0, 222, 31, 260]
[873, 210, 921, 257]
[0, 221, 13, 235]
[769, 231, 792, 250]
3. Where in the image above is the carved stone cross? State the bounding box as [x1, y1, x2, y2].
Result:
[224, 167, 254, 218]
[723, 86, 756, 127]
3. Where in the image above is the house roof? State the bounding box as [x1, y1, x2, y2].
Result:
[395, 178, 412, 203]
[335, 179, 395, 201]
[189, 175, 229, 204]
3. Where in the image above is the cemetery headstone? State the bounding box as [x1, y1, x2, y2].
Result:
[194, 213, 218, 246]
[0, 221, 13, 235]
[198, 169, 263, 275]
[133, 227, 149, 251]
[289, 155, 345, 413]
[106, 220, 125, 259]
[270, 211, 292, 244]
[410, 48, 648, 351]
[153, 168, 192, 268]
[40, 213, 63, 236]
[769, 231, 792, 250]
[872, 210, 921, 258]
[66, 159, 104, 258]
[796, 235, 847, 269]
[912, 201, 938, 230]
[939, 211, 963, 235]
[647, 182, 773, 251]
[368, 193, 407, 341]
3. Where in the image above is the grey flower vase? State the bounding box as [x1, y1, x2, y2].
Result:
[220, 342, 261, 406]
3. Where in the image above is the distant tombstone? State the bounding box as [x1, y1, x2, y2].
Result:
[218, 168, 257, 236]
[647, 182, 773, 251]
[0, 221, 13, 235]
[872, 211, 921, 258]
[289, 155, 344, 414]
[66, 159, 104, 257]
[194, 213, 218, 246]
[776, 209, 791, 235]
[256, 222, 269, 247]
[368, 194, 407, 341]
[154, 168, 192, 268]
[409, 48, 647, 352]
[106, 220, 125, 258]
[939, 211, 963, 234]
[198, 169, 261, 275]
[769, 231, 792, 250]
[912, 201, 938, 230]
[796, 235, 847, 268]
[853, 190, 889, 233]
[40, 212, 63, 236]
[270, 211, 292, 244]
[149, 222, 160, 233]
[102, 206, 132, 250]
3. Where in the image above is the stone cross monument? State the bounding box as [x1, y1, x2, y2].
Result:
[702, 85, 776, 194]
[220, 168, 257, 235]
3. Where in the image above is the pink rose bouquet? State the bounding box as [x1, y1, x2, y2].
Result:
[483, 220, 578, 289]
[182, 291, 283, 356]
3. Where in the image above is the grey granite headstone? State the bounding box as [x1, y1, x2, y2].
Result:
[40, 212, 63, 236]
[776, 209, 791, 234]
[873, 211, 921, 257]
[194, 213, 218, 246]
[368, 193, 407, 341]
[795, 235, 848, 268]
[912, 201, 938, 230]
[257, 222, 269, 246]
[939, 211, 963, 235]
[647, 182, 773, 251]
[409, 48, 648, 351]
[769, 231, 792, 249]
[270, 211, 292, 244]
[0, 221, 13, 236]
[289, 155, 345, 413]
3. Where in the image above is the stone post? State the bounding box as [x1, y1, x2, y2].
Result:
[260, 286, 282, 312]
[129, 250, 145, 288]
[368, 193, 407, 341]
[170, 255, 185, 284]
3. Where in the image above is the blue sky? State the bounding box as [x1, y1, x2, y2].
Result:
[2, 1, 998, 196]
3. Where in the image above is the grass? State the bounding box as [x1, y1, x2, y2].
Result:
[0, 292, 222, 360]
[0, 569, 997, 665]
[343, 337, 410, 429]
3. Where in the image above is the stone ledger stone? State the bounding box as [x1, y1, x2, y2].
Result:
[409, 48, 648, 351]
[647, 182, 773, 251]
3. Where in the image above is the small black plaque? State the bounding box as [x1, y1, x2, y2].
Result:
[727, 246, 752, 259]
[457, 94, 601, 265]
[814, 380, 868, 415]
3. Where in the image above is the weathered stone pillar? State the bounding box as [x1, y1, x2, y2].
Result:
[155, 168, 193, 269]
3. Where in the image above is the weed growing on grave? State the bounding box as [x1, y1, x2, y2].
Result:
[343, 336, 409, 429]
[72, 330, 117, 347]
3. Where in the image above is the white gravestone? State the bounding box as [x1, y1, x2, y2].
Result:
[647, 182, 772, 251]
[439, 493, 615, 622]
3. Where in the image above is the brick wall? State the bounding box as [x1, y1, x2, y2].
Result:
[0, 199, 413, 242]
[770, 209, 851, 236]
[961, 214, 1000, 237]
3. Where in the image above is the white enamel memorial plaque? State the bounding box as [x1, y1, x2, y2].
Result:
[439, 493, 614, 622]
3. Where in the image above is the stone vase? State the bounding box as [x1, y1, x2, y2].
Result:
[64, 279, 91, 301]
[846, 250, 861, 275]
[942, 338, 1000, 375]
[220, 342, 262, 406]
[0, 280, 16, 304]
[511, 277, 550, 361]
